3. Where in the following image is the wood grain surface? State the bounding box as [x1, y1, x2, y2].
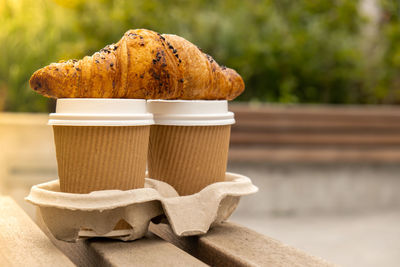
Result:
[229, 104, 400, 163]
[150, 222, 335, 267]
[0, 197, 74, 267]
[36, 209, 207, 267]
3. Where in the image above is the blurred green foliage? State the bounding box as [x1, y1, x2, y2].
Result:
[1, 0, 400, 112]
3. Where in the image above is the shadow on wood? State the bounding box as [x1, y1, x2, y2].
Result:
[150, 222, 334, 267]
[35, 208, 207, 267]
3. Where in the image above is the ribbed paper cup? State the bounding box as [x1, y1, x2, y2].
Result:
[49, 99, 154, 194]
[147, 100, 234, 196]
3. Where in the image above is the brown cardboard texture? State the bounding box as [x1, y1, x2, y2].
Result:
[53, 125, 150, 193]
[148, 125, 231, 195]
[26, 173, 258, 242]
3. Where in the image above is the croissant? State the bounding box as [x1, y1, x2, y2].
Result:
[29, 29, 244, 100]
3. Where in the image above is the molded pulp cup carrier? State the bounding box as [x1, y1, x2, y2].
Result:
[25, 98, 260, 242]
[26, 172, 258, 241]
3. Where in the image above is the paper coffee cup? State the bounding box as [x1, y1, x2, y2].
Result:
[147, 100, 234, 196]
[49, 99, 154, 194]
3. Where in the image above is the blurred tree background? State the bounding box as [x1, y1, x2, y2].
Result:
[1, 0, 400, 112]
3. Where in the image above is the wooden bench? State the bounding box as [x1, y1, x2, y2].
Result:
[229, 104, 400, 163]
[0, 196, 333, 266]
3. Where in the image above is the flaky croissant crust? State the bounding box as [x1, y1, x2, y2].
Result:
[29, 29, 244, 100]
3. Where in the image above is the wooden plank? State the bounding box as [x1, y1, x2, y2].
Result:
[36, 209, 207, 267]
[228, 147, 400, 163]
[89, 233, 208, 267]
[232, 120, 400, 131]
[231, 105, 400, 132]
[150, 222, 334, 267]
[0, 196, 74, 267]
[230, 132, 400, 146]
[233, 112, 400, 123]
[233, 113, 400, 124]
[228, 104, 400, 163]
[230, 104, 400, 117]
[36, 209, 105, 266]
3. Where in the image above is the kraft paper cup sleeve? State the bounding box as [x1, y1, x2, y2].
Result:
[147, 100, 235, 196]
[53, 125, 150, 193]
[49, 99, 154, 194]
[148, 125, 231, 195]
[26, 172, 258, 242]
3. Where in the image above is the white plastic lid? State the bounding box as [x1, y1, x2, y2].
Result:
[49, 99, 154, 126]
[147, 100, 235, 126]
